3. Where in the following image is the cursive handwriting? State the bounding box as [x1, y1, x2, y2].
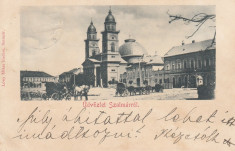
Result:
[154, 126, 220, 144]
[156, 107, 217, 124]
[17, 107, 52, 133]
[62, 107, 152, 125]
[13, 107, 150, 144]
[223, 138, 235, 147]
[12, 106, 235, 148]
[221, 117, 235, 127]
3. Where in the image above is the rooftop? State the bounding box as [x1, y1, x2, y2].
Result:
[164, 39, 215, 57]
[60, 68, 82, 76]
[20, 71, 54, 77]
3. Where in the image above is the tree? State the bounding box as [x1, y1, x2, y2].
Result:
[167, 11, 216, 46]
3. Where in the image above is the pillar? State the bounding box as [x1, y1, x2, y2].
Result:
[94, 67, 97, 87]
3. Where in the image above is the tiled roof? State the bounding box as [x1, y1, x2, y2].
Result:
[20, 71, 53, 77]
[164, 39, 215, 57]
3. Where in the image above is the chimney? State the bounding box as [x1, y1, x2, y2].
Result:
[182, 41, 184, 45]
[192, 40, 195, 43]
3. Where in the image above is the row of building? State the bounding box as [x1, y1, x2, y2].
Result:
[81, 8, 216, 88]
[20, 8, 216, 90]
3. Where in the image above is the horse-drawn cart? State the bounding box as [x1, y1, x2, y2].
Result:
[45, 82, 71, 100]
[115, 82, 164, 97]
[115, 82, 129, 97]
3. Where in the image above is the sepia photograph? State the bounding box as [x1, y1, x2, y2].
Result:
[2, 1, 235, 151]
[20, 5, 216, 101]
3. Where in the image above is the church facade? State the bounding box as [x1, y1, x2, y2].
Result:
[82, 8, 166, 88]
[82, 9, 127, 87]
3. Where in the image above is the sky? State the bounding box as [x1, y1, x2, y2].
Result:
[20, 5, 215, 76]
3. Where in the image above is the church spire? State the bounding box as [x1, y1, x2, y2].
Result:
[109, 6, 112, 13]
[105, 6, 115, 23]
[87, 18, 96, 33]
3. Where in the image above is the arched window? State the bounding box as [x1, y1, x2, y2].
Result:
[206, 58, 210, 67]
[191, 60, 194, 68]
[198, 60, 202, 68]
[184, 60, 187, 69]
[177, 60, 181, 69]
[166, 65, 169, 70]
[107, 25, 110, 30]
[111, 43, 115, 52]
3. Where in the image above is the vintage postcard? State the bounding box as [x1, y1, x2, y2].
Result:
[0, 0, 235, 151]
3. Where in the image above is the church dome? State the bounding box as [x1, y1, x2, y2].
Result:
[105, 10, 116, 23]
[119, 39, 148, 64]
[119, 39, 148, 57]
[87, 21, 96, 33]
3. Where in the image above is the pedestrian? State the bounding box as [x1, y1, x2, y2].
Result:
[80, 85, 89, 100]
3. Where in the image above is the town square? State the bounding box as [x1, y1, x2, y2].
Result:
[20, 6, 215, 100]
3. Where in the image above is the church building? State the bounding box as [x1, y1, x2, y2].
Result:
[82, 9, 127, 87]
[82, 8, 166, 88]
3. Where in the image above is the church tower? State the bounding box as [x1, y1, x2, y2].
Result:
[84, 20, 100, 59]
[101, 8, 120, 54]
[101, 8, 121, 87]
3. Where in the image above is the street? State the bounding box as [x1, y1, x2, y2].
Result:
[87, 87, 198, 100]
